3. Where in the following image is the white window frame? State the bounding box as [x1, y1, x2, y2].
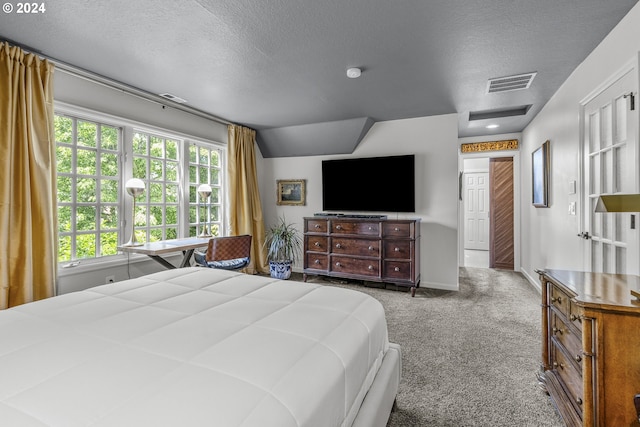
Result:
[130, 128, 182, 242]
[187, 141, 225, 238]
[55, 112, 123, 264]
[55, 102, 226, 274]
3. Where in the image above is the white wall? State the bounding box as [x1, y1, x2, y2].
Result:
[55, 71, 228, 143]
[520, 3, 640, 284]
[257, 113, 460, 290]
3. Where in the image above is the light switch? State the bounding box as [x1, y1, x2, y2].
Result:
[569, 180, 576, 195]
[569, 202, 576, 215]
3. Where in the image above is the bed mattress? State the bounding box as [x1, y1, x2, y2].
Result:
[0, 267, 393, 427]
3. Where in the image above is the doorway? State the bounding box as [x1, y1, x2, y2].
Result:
[459, 152, 519, 270]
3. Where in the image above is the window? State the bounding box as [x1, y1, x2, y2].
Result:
[55, 115, 121, 262]
[131, 131, 180, 242]
[54, 107, 225, 266]
[188, 143, 223, 237]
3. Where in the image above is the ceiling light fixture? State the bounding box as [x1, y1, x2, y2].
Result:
[486, 124, 500, 129]
[346, 67, 361, 79]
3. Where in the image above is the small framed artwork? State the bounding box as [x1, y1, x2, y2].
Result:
[532, 140, 550, 208]
[276, 179, 306, 206]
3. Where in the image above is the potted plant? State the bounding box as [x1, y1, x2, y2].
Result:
[264, 215, 302, 279]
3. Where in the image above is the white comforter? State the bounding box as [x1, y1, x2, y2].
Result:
[0, 268, 390, 427]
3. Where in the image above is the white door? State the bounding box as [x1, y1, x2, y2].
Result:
[464, 172, 490, 251]
[582, 67, 639, 274]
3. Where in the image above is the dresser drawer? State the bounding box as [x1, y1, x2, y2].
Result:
[552, 342, 584, 414]
[331, 221, 379, 236]
[383, 240, 413, 259]
[550, 312, 583, 370]
[383, 260, 413, 281]
[305, 253, 328, 271]
[306, 219, 328, 233]
[332, 238, 380, 257]
[549, 283, 570, 318]
[331, 256, 380, 277]
[306, 236, 328, 252]
[568, 300, 582, 332]
[383, 222, 414, 238]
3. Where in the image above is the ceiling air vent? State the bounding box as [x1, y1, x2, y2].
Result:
[469, 105, 532, 121]
[159, 93, 187, 103]
[486, 72, 537, 94]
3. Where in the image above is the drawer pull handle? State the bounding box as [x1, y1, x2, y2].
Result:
[394, 227, 400, 231]
[552, 361, 565, 370]
[315, 224, 320, 229]
[368, 265, 373, 270]
[314, 259, 320, 264]
[552, 327, 563, 335]
[314, 242, 320, 247]
[368, 246, 374, 251]
[335, 262, 342, 267]
[336, 225, 342, 230]
[394, 247, 400, 252]
[394, 267, 400, 272]
[576, 398, 583, 406]
[368, 226, 373, 230]
[574, 355, 582, 363]
[551, 296, 562, 304]
[569, 314, 577, 321]
[336, 243, 342, 249]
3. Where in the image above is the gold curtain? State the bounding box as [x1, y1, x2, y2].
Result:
[0, 43, 57, 309]
[227, 124, 268, 274]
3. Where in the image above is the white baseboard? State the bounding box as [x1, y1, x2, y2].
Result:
[521, 268, 542, 294]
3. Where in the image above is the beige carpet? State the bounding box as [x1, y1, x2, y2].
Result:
[294, 268, 564, 427]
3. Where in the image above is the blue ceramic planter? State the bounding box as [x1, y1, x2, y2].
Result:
[269, 260, 292, 280]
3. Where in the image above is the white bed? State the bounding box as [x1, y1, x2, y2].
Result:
[0, 267, 401, 427]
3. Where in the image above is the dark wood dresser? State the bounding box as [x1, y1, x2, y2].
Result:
[538, 269, 640, 427]
[303, 217, 420, 296]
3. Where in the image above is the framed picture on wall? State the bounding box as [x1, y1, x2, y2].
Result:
[276, 179, 306, 206]
[532, 140, 550, 208]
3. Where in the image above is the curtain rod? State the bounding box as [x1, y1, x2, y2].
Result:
[1, 37, 234, 127]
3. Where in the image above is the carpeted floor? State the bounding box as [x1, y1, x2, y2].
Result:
[294, 268, 564, 427]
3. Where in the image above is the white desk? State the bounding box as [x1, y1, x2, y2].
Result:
[118, 237, 210, 269]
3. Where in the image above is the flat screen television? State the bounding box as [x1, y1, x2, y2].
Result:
[322, 154, 415, 212]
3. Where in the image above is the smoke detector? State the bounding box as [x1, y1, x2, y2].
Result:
[346, 67, 362, 79]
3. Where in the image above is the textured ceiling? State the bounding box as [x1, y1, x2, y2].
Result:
[1, 0, 638, 156]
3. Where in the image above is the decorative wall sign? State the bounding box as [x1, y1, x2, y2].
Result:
[532, 140, 550, 208]
[276, 179, 306, 206]
[460, 139, 519, 153]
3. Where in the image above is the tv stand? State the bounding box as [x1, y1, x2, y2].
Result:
[303, 217, 420, 296]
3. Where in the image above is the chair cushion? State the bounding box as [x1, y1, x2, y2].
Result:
[207, 257, 250, 270]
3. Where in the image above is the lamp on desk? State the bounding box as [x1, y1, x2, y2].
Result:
[197, 183, 212, 237]
[123, 178, 146, 247]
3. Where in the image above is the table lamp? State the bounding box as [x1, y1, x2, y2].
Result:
[197, 184, 212, 237]
[123, 178, 146, 246]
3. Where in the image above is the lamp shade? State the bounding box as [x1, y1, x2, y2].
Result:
[197, 184, 212, 198]
[125, 178, 145, 197]
[595, 194, 640, 212]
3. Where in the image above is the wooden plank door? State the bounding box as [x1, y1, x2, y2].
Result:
[490, 157, 514, 270]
